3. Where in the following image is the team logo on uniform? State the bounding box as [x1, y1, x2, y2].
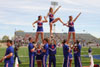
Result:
[70, 22, 74, 25]
[50, 14, 53, 17]
[38, 23, 42, 25]
[37, 50, 40, 53]
[51, 15, 53, 17]
[52, 45, 54, 48]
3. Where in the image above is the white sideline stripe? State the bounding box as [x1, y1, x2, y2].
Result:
[0, 54, 99, 57]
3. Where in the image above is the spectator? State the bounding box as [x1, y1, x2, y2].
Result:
[88, 47, 92, 57]
[14, 45, 21, 64]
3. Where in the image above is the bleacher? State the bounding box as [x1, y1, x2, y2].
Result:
[15, 31, 100, 46]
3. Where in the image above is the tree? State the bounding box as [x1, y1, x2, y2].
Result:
[2, 35, 9, 41]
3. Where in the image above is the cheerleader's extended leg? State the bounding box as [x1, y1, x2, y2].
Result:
[35, 32, 39, 43]
[50, 17, 64, 37]
[40, 32, 44, 43]
[72, 32, 76, 43]
[67, 32, 71, 44]
[51, 17, 64, 24]
[69, 59, 72, 67]
[50, 23, 53, 37]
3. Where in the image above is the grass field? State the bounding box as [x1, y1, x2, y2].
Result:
[0, 47, 100, 67]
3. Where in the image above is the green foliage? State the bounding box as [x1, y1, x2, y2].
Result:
[2, 35, 9, 42]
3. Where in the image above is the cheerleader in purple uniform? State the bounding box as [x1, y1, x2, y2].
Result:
[46, 6, 65, 37]
[32, 16, 48, 43]
[73, 40, 82, 67]
[48, 37, 57, 67]
[62, 39, 70, 67]
[66, 12, 81, 43]
[36, 43, 42, 67]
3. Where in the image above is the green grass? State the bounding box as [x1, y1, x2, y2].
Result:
[0, 47, 100, 67]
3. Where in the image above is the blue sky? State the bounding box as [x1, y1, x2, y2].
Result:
[0, 0, 100, 39]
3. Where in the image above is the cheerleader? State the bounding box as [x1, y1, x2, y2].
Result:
[46, 6, 65, 37]
[73, 40, 82, 67]
[66, 12, 81, 43]
[28, 37, 36, 67]
[32, 16, 48, 43]
[42, 38, 49, 67]
[48, 37, 56, 67]
[36, 43, 42, 67]
[62, 39, 70, 67]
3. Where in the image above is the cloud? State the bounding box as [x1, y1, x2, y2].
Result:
[0, 25, 10, 30]
[61, 8, 100, 14]
[65, 0, 100, 7]
[62, 0, 81, 6]
[50, 0, 100, 14]
[0, 0, 100, 38]
[0, 21, 31, 26]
